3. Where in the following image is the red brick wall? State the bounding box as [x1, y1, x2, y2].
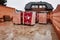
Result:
[0, 5, 15, 18]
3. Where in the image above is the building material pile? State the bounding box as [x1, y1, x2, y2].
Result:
[22, 11, 36, 25]
[0, 1, 60, 40]
[50, 4, 60, 40]
[25, 1, 53, 24]
[13, 10, 22, 25]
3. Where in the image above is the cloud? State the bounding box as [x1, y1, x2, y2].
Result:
[7, 0, 60, 10]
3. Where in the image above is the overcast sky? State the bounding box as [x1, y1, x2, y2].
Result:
[7, 0, 60, 10]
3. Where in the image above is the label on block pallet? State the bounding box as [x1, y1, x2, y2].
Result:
[23, 11, 36, 25]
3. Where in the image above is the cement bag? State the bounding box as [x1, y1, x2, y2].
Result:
[13, 11, 21, 25]
[23, 11, 36, 25]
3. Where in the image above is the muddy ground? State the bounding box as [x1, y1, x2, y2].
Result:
[0, 22, 59, 40]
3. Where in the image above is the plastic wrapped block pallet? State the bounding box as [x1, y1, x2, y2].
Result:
[23, 11, 36, 25]
[50, 5, 60, 40]
[50, 12, 60, 40]
[38, 11, 48, 24]
[13, 10, 21, 25]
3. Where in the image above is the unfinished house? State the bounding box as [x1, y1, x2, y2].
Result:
[0, 5, 15, 22]
[25, 1, 53, 24]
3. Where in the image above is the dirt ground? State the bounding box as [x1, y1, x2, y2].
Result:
[0, 22, 59, 40]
